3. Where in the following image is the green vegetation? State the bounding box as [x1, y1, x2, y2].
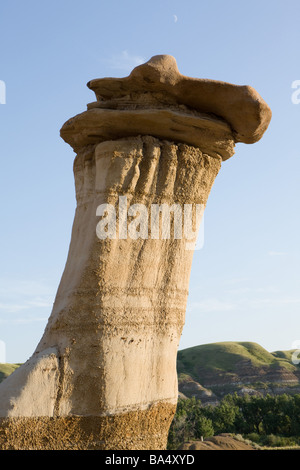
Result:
[1, 342, 300, 451]
[0, 363, 20, 383]
[167, 394, 300, 450]
[177, 341, 299, 379]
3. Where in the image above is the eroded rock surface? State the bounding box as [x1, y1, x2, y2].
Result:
[0, 55, 271, 450]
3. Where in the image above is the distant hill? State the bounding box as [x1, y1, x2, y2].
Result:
[1, 342, 300, 406]
[177, 342, 300, 404]
[0, 363, 20, 383]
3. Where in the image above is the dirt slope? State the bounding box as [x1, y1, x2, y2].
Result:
[179, 434, 255, 450]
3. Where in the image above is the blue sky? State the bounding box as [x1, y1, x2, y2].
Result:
[0, 0, 299, 363]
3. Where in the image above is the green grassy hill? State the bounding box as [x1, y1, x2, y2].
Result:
[177, 341, 298, 377]
[177, 341, 300, 402]
[0, 363, 20, 383]
[1, 342, 299, 402]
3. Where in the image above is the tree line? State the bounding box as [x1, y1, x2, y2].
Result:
[167, 393, 300, 449]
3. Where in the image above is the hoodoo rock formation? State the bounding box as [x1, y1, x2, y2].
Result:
[0, 55, 271, 450]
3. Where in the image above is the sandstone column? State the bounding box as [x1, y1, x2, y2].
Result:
[0, 55, 271, 450]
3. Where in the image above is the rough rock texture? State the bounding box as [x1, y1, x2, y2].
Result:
[0, 403, 175, 450]
[0, 55, 271, 450]
[87, 54, 272, 145]
[178, 375, 219, 406]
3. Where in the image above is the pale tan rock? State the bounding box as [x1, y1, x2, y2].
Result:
[60, 107, 235, 160]
[0, 348, 59, 417]
[87, 54, 272, 145]
[0, 55, 271, 450]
